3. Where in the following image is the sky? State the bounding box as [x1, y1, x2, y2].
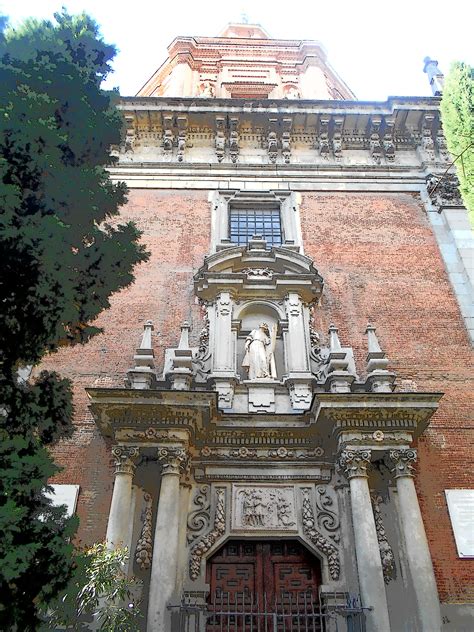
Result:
[1, 0, 472, 101]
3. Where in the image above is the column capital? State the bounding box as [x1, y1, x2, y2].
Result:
[389, 448, 417, 478]
[338, 448, 372, 479]
[157, 447, 190, 476]
[112, 446, 140, 475]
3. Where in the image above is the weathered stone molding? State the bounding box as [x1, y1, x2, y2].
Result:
[157, 447, 190, 476]
[338, 448, 371, 479]
[371, 493, 396, 584]
[135, 492, 153, 570]
[301, 488, 340, 580]
[189, 488, 226, 580]
[389, 448, 417, 478]
[200, 446, 324, 460]
[111, 446, 140, 475]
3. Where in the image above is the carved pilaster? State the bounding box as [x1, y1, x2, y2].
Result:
[112, 446, 140, 475]
[162, 113, 174, 152]
[421, 113, 435, 160]
[389, 448, 417, 478]
[229, 117, 239, 163]
[215, 116, 226, 162]
[122, 114, 136, 153]
[318, 116, 330, 157]
[332, 116, 343, 161]
[177, 115, 188, 162]
[383, 117, 395, 162]
[282, 117, 292, 164]
[267, 119, 278, 163]
[338, 448, 371, 479]
[157, 447, 190, 476]
[135, 492, 153, 570]
[371, 493, 396, 584]
[369, 117, 383, 164]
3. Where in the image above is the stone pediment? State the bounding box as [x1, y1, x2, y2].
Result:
[194, 240, 323, 302]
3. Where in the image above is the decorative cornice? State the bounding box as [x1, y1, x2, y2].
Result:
[338, 448, 371, 479]
[114, 98, 446, 168]
[111, 446, 140, 475]
[389, 448, 417, 478]
[157, 447, 190, 476]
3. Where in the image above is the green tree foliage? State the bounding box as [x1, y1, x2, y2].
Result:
[440, 62, 474, 224]
[42, 543, 142, 631]
[0, 10, 148, 629]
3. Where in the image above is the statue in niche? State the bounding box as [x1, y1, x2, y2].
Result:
[242, 322, 277, 380]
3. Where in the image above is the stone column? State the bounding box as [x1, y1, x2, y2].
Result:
[147, 447, 189, 632]
[389, 449, 442, 632]
[339, 448, 391, 632]
[106, 446, 139, 550]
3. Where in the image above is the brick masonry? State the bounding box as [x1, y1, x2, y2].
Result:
[43, 188, 473, 601]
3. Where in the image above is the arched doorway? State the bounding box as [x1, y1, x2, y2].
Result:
[206, 539, 323, 630]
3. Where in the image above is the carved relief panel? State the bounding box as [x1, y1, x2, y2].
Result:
[232, 485, 297, 532]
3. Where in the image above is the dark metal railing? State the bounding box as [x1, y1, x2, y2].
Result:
[170, 591, 367, 632]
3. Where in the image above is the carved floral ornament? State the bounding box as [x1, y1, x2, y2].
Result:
[371, 493, 396, 584]
[111, 446, 140, 475]
[389, 448, 417, 478]
[338, 448, 371, 479]
[135, 492, 153, 570]
[157, 447, 190, 475]
[301, 488, 340, 580]
[189, 488, 226, 580]
[200, 446, 324, 459]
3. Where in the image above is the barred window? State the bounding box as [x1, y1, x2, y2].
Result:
[229, 208, 282, 247]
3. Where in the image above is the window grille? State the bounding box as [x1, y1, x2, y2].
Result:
[229, 208, 282, 247]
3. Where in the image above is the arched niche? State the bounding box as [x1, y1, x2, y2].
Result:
[234, 301, 286, 381]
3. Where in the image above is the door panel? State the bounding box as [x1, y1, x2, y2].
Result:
[206, 540, 323, 631]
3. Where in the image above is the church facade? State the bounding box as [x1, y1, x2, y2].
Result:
[46, 23, 474, 631]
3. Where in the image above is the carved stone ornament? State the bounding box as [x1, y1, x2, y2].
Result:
[315, 485, 341, 544]
[187, 485, 211, 544]
[232, 485, 297, 531]
[241, 267, 274, 279]
[111, 446, 140, 475]
[371, 493, 396, 584]
[389, 448, 417, 478]
[157, 447, 189, 476]
[338, 448, 371, 479]
[192, 314, 211, 381]
[427, 173, 464, 209]
[135, 492, 153, 570]
[301, 488, 340, 580]
[189, 488, 226, 580]
[200, 446, 324, 460]
[229, 117, 239, 163]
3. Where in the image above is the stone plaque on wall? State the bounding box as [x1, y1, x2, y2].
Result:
[445, 489, 474, 558]
[232, 485, 297, 531]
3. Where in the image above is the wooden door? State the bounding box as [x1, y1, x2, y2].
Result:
[206, 540, 323, 630]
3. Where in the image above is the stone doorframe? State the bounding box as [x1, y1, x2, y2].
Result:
[185, 482, 343, 591]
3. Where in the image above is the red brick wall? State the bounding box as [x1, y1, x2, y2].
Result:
[44, 189, 210, 544]
[43, 188, 473, 601]
[300, 191, 474, 602]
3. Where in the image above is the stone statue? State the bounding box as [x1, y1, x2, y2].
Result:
[242, 322, 277, 380]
